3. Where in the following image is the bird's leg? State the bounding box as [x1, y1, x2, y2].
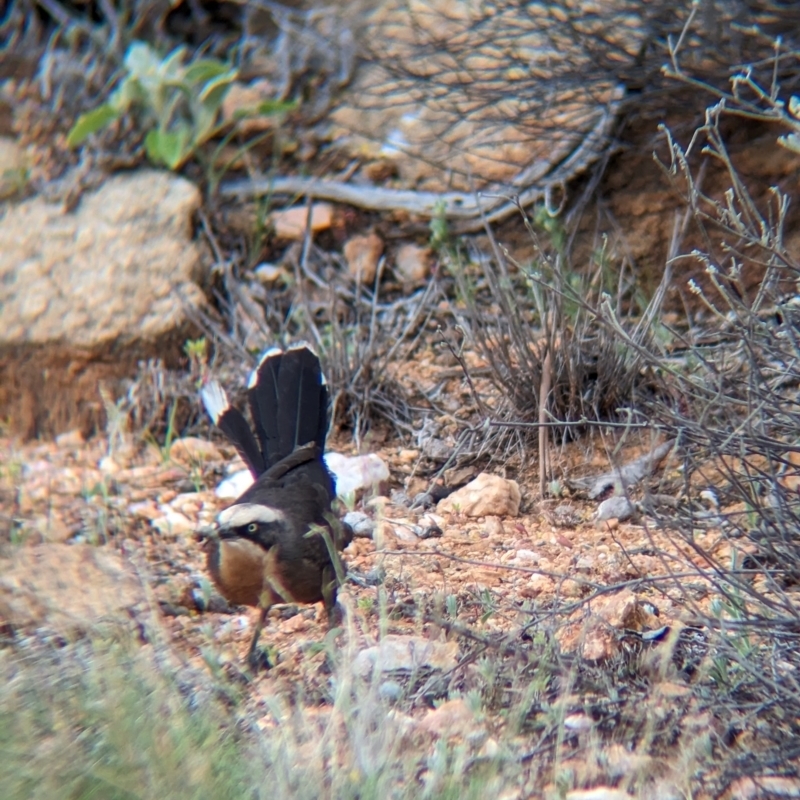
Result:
[321, 564, 342, 628]
[246, 605, 270, 671]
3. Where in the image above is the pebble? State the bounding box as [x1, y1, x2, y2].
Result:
[342, 511, 376, 538]
[378, 680, 403, 703]
[343, 231, 384, 284]
[55, 429, 85, 447]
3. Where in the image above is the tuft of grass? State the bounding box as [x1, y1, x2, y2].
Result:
[67, 41, 238, 170]
[0, 638, 257, 800]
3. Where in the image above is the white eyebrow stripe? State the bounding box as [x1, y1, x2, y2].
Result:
[200, 381, 229, 424]
[217, 503, 286, 528]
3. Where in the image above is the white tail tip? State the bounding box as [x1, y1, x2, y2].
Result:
[200, 380, 229, 424]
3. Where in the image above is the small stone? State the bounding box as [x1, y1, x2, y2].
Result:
[397, 449, 420, 463]
[563, 713, 593, 732]
[483, 516, 505, 537]
[378, 680, 403, 703]
[342, 511, 376, 538]
[596, 495, 635, 522]
[481, 737, 500, 758]
[566, 789, 632, 800]
[253, 263, 285, 284]
[169, 437, 222, 465]
[270, 203, 333, 239]
[353, 634, 458, 677]
[344, 232, 384, 284]
[152, 509, 194, 536]
[513, 548, 539, 564]
[99, 456, 120, 474]
[394, 525, 419, 543]
[417, 698, 479, 738]
[590, 588, 649, 630]
[128, 501, 161, 520]
[55, 429, 85, 447]
[394, 243, 431, 285]
[437, 473, 521, 517]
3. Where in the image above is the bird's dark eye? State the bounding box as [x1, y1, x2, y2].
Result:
[247, 523, 258, 533]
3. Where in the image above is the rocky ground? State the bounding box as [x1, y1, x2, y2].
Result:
[3, 405, 785, 798]
[3, 2, 800, 797]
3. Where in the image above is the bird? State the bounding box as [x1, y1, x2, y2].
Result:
[199, 343, 352, 669]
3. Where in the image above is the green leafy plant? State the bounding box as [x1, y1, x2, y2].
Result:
[429, 199, 454, 257]
[184, 336, 208, 387]
[67, 41, 238, 169]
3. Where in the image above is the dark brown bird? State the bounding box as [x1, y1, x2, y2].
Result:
[200, 343, 351, 668]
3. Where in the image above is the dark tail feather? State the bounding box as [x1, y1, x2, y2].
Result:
[200, 381, 265, 477]
[247, 347, 282, 469]
[275, 343, 328, 461]
[245, 343, 329, 468]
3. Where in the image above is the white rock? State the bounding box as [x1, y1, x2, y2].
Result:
[99, 456, 120, 474]
[253, 263, 284, 283]
[437, 472, 521, 517]
[342, 511, 376, 537]
[55, 429, 85, 447]
[353, 634, 458, 677]
[596, 495, 636, 521]
[152, 508, 194, 535]
[566, 790, 633, 800]
[215, 469, 255, 499]
[325, 452, 390, 497]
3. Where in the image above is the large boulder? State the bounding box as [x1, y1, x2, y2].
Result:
[0, 544, 147, 636]
[0, 170, 207, 437]
[329, 0, 642, 193]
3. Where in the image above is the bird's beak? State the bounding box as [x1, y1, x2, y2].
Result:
[195, 522, 219, 548]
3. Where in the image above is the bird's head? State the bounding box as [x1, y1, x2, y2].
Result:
[214, 502, 288, 543]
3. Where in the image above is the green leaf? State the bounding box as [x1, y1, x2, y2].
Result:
[185, 59, 234, 86]
[145, 126, 191, 169]
[66, 104, 120, 147]
[157, 45, 189, 81]
[231, 98, 297, 121]
[193, 103, 219, 144]
[254, 98, 297, 116]
[197, 71, 237, 107]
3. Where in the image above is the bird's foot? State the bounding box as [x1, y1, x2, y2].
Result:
[246, 646, 273, 673]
